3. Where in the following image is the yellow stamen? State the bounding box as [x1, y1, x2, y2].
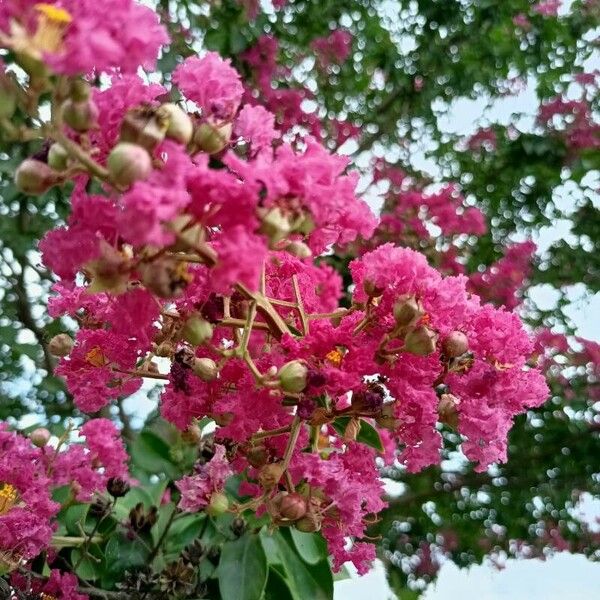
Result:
[32, 4, 72, 54]
[0, 483, 18, 516]
[325, 348, 344, 367]
[85, 346, 109, 368]
[175, 261, 194, 284]
[34, 4, 73, 24]
[41, 594, 58, 600]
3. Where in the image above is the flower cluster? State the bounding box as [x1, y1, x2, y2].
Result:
[4, 3, 549, 578]
[0, 419, 128, 570]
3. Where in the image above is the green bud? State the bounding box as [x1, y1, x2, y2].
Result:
[15, 159, 61, 195]
[107, 142, 152, 187]
[285, 240, 312, 259]
[62, 97, 99, 132]
[47, 143, 69, 171]
[294, 512, 321, 533]
[182, 315, 214, 346]
[29, 427, 51, 448]
[404, 325, 438, 356]
[48, 333, 74, 357]
[278, 360, 308, 394]
[393, 295, 422, 328]
[260, 207, 292, 245]
[206, 492, 229, 517]
[162, 103, 194, 145]
[120, 105, 169, 152]
[194, 120, 232, 154]
[192, 357, 218, 381]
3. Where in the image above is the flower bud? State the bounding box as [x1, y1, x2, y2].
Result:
[213, 412, 234, 426]
[206, 492, 229, 517]
[246, 445, 269, 468]
[162, 103, 194, 145]
[194, 120, 233, 154]
[139, 258, 191, 298]
[62, 97, 99, 132]
[29, 427, 51, 448]
[295, 512, 322, 533]
[48, 333, 74, 357]
[278, 360, 308, 394]
[258, 463, 284, 490]
[120, 105, 169, 152]
[279, 493, 308, 521]
[259, 207, 292, 245]
[393, 295, 422, 328]
[363, 279, 383, 298]
[230, 517, 247, 537]
[69, 78, 92, 102]
[404, 325, 438, 356]
[107, 142, 152, 187]
[182, 423, 202, 445]
[47, 143, 69, 171]
[192, 357, 218, 382]
[107, 477, 131, 498]
[15, 159, 61, 195]
[182, 315, 213, 346]
[285, 240, 312, 259]
[438, 393, 460, 429]
[442, 331, 469, 358]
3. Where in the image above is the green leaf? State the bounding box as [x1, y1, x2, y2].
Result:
[264, 567, 294, 600]
[102, 532, 150, 588]
[71, 547, 102, 581]
[61, 504, 90, 536]
[289, 529, 327, 565]
[130, 430, 179, 478]
[261, 530, 333, 600]
[162, 513, 206, 557]
[331, 417, 384, 452]
[218, 534, 268, 600]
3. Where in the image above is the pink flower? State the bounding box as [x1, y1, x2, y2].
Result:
[173, 52, 244, 119]
[51, 419, 129, 501]
[2, 1, 168, 75]
[512, 13, 531, 29]
[234, 104, 279, 153]
[40, 188, 119, 280]
[311, 30, 353, 68]
[0, 425, 58, 561]
[56, 329, 142, 412]
[210, 226, 268, 294]
[469, 241, 536, 310]
[176, 445, 232, 511]
[11, 570, 88, 600]
[533, 0, 561, 16]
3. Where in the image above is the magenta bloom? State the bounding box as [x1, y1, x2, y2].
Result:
[0, 425, 58, 561]
[1, 0, 168, 75]
[173, 52, 244, 119]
